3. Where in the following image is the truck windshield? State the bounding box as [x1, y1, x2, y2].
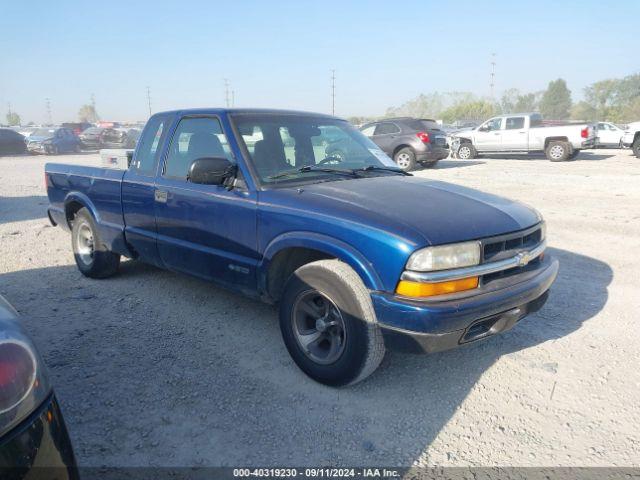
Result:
[231, 114, 400, 185]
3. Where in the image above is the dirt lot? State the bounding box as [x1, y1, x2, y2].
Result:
[0, 149, 639, 467]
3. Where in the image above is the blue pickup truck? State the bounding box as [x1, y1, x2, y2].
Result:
[45, 108, 558, 386]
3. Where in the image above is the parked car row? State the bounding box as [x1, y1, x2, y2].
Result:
[0, 126, 142, 156]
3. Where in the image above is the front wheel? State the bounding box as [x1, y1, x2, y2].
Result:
[71, 208, 120, 278]
[457, 143, 476, 160]
[394, 147, 417, 171]
[279, 259, 385, 386]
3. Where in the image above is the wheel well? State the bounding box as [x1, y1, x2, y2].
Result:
[544, 137, 569, 149]
[266, 247, 334, 301]
[64, 200, 85, 227]
[392, 145, 413, 157]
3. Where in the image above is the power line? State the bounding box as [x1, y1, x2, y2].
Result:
[45, 98, 52, 125]
[331, 69, 336, 116]
[146, 86, 152, 117]
[489, 53, 496, 99]
[224, 79, 230, 108]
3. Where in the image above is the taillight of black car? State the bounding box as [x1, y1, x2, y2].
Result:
[416, 132, 430, 143]
[0, 314, 51, 437]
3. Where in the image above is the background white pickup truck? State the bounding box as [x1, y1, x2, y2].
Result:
[452, 113, 596, 161]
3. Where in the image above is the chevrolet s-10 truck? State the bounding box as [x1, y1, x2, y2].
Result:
[45, 109, 558, 386]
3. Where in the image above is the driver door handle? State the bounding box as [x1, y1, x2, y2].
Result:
[155, 190, 169, 203]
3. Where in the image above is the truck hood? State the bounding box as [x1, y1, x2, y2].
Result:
[298, 176, 541, 245]
[452, 130, 474, 139]
[28, 135, 52, 143]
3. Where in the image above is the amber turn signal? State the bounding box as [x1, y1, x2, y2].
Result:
[396, 277, 479, 298]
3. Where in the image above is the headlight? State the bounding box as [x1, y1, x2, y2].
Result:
[0, 300, 52, 437]
[406, 241, 481, 272]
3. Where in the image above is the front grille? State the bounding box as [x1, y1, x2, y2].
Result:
[482, 226, 542, 263]
[480, 225, 543, 284]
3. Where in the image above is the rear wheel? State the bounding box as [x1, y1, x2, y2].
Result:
[279, 259, 385, 386]
[457, 143, 476, 160]
[545, 141, 570, 161]
[394, 148, 417, 171]
[71, 208, 120, 278]
[632, 138, 640, 158]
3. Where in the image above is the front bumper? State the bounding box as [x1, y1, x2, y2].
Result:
[26, 143, 47, 154]
[371, 255, 559, 353]
[0, 394, 78, 478]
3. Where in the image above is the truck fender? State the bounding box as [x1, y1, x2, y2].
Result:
[259, 231, 384, 292]
[63, 191, 101, 228]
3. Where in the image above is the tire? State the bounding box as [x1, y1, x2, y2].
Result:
[279, 259, 385, 387]
[71, 208, 120, 278]
[457, 143, 476, 160]
[632, 138, 640, 158]
[545, 141, 570, 162]
[394, 147, 417, 171]
[567, 150, 580, 160]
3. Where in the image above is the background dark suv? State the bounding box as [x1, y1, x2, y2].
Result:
[358, 117, 449, 171]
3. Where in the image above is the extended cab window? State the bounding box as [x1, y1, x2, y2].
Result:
[164, 117, 233, 180]
[131, 116, 167, 175]
[505, 117, 525, 130]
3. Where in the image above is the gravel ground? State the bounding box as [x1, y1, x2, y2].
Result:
[0, 149, 639, 467]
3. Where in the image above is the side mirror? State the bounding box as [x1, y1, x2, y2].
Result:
[188, 157, 234, 185]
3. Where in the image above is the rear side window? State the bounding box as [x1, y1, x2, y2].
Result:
[374, 123, 400, 135]
[505, 117, 525, 130]
[530, 114, 543, 127]
[131, 115, 168, 175]
[163, 117, 233, 180]
[359, 124, 376, 136]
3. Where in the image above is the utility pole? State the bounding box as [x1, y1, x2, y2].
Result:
[90, 93, 96, 110]
[231, 89, 235, 108]
[224, 78, 230, 107]
[331, 69, 336, 115]
[489, 53, 496, 99]
[146, 86, 152, 117]
[45, 98, 52, 125]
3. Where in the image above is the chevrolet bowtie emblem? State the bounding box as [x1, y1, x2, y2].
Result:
[516, 251, 532, 267]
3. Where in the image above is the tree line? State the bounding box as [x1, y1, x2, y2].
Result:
[350, 72, 640, 125]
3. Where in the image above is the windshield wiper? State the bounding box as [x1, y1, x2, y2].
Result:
[354, 165, 412, 176]
[266, 165, 358, 180]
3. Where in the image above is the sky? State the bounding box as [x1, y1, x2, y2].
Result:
[1, 0, 638, 124]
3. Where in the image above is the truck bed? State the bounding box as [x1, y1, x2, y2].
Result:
[45, 163, 127, 253]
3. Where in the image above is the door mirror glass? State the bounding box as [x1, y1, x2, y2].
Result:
[188, 157, 233, 185]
